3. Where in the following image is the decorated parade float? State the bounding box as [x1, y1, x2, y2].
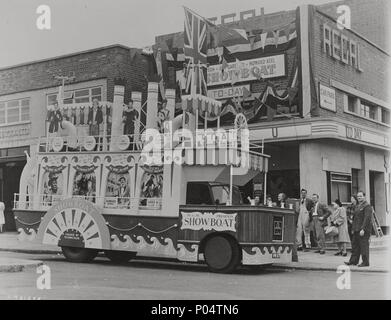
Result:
[12, 8, 296, 273]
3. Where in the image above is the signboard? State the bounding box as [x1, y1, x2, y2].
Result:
[207, 55, 286, 86]
[272, 216, 284, 241]
[180, 211, 237, 232]
[319, 83, 336, 112]
[207, 85, 251, 100]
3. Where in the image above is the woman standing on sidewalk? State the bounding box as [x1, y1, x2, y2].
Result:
[0, 201, 5, 233]
[331, 199, 350, 256]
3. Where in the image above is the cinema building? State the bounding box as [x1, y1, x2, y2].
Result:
[0, 0, 389, 234]
[0, 45, 156, 230]
[155, 0, 390, 233]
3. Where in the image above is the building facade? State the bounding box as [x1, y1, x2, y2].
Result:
[0, 45, 152, 230]
[0, 0, 389, 233]
[155, 0, 390, 232]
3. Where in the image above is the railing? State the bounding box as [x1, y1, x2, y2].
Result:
[14, 194, 162, 211]
[38, 134, 145, 153]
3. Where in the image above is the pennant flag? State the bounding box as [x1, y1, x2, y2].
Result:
[155, 48, 166, 100]
[260, 32, 267, 50]
[242, 87, 252, 99]
[233, 28, 248, 40]
[221, 57, 229, 73]
[273, 30, 280, 47]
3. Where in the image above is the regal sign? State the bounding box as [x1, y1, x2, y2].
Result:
[180, 211, 237, 232]
[207, 55, 286, 86]
[322, 24, 362, 71]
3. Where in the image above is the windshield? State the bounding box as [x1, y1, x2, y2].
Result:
[211, 185, 242, 205]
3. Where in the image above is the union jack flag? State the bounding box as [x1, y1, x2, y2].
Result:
[183, 7, 209, 96]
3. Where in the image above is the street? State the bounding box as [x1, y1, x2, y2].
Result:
[0, 252, 389, 300]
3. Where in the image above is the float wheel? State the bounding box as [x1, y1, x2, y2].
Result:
[203, 235, 241, 273]
[105, 250, 137, 263]
[61, 246, 98, 263]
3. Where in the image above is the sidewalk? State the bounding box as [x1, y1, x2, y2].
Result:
[0, 232, 389, 273]
[274, 249, 390, 273]
[0, 257, 43, 273]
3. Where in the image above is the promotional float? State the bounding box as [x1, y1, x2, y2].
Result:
[13, 8, 296, 274]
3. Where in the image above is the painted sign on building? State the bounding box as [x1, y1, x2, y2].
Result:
[207, 55, 286, 86]
[319, 83, 336, 112]
[180, 211, 237, 232]
[322, 24, 362, 71]
[207, 85, 251, 100]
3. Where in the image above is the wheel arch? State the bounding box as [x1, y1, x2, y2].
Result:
[199, 232, 241, 259]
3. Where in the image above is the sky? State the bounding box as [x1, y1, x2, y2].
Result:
[0, 0, 334, 68]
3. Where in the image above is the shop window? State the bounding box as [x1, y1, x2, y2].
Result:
[0, 98, 30, 125]
[327, 172, 352, 204]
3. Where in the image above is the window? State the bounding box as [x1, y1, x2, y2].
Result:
[360, 101, 376, 120]
[347, 96, 356, 113]
[381, 109, 390, 125]
[47, 86, 102, 106]
[0, 98, 30, 125]
[327, 172, 352, 204]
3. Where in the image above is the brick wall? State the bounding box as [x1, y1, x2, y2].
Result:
[0, 45, 151, 103]
[311, 9, 390, 132]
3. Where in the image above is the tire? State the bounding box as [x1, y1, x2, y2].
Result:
[61, 246, 98, 263]
[105, 250, 137, 263]
[203, 235, 241, 273]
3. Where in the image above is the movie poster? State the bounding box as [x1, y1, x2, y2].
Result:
[72, 171, 96, 203]
[41, 170, 63, 206]
[105, 171, 131, 208]
[139, 166, 163, 208]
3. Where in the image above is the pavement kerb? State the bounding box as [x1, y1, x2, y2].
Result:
[0, 259, 43, 273]
[271, 264, 389, 273]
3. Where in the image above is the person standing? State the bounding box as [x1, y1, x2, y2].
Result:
[0, 201, 5, 233]
[331, 199, 350, 256]
[346, 195, 358, 242]
[88, 99, 103, 136]
[310, 194, 331, 254]
[345, 191, 373, 267]
[122, 100, 139, 149]
[296, 189, 314, 251]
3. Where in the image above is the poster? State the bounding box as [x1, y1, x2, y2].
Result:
[139, 166, 163, 208]
[105, 171, 131, 208]
[41, 171, 63, 206]
[72, 171, 96, 203]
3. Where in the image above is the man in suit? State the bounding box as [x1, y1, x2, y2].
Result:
[311, 194, 332, 254]
[345, 191, 373, 267]
[117, 176, 130, 207]
[295, 189, 314, 251]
